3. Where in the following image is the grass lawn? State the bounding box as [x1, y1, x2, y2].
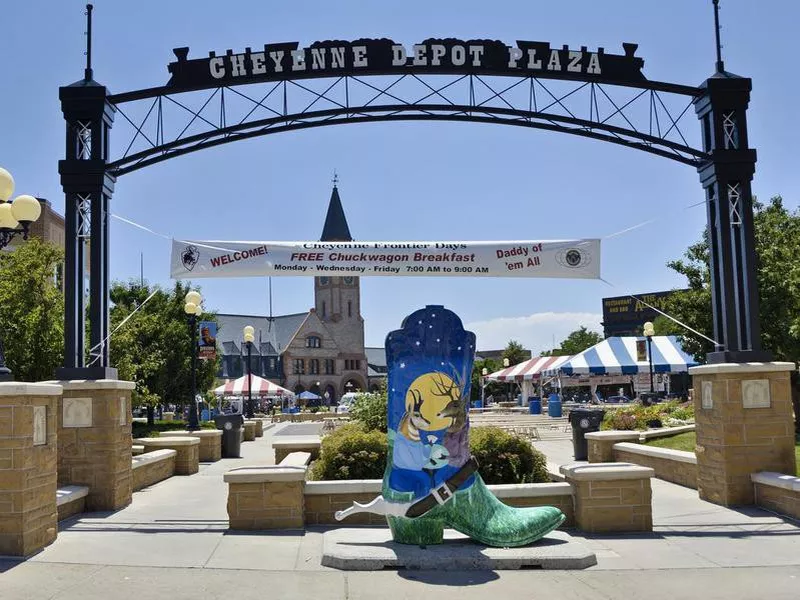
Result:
[645, 431, 697, 453]
[646, 431, 800, 476]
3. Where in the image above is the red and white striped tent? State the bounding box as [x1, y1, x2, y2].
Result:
[213, 375, 293, 397]
[486, 355, 572, 382]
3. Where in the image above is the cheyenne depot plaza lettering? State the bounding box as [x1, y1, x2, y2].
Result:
[166, 38, 646, 89]
[170, 240, 600, 280]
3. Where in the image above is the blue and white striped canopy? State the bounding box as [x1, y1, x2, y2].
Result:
[544, 336, 697, 376]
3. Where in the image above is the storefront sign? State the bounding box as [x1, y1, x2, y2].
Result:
[171, 239, 600, 279]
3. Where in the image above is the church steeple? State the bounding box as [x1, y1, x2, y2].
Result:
[320, 178, 353, 242]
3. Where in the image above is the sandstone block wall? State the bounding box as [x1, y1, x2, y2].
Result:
[228, 480, 305, 530]
[0, 385, 60, 556]
[613, 446, 698, 489]
[132, 451, 177, 491]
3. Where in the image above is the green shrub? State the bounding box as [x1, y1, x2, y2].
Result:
[310, 423, 549, 484]
[348, 390, 388, 433]
[601, 401, 694, 431]
[131, 419, 216, 438]
[309, 423, 388, 481]
[469, 426, 549, 484]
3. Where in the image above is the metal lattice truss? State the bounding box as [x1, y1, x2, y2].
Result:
[107, 74, 706, 176]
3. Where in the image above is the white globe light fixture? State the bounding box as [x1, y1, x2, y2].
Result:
[0, 167, 42, 250]
[0, 167, 43, 382]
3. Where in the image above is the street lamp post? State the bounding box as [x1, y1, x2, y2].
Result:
[243, 325, 255, 418]
[184, 290, 203, 430]
[481, 368, 488, 405]
[503, 358, 511, 402]
[643, 321, 656, 396]
[0, 167, 42, 381]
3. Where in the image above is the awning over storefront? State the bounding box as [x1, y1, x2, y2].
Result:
[544, 336, 697, 376]
[487, 355, 572, 382]
[213, 375, 293, 396]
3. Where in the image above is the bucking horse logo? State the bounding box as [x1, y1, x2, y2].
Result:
[181, 245, 199, 271]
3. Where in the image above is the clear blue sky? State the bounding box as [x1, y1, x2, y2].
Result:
[3, 1, 798, 353]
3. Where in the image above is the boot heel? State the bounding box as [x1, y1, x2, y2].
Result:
[388, 515, 445, 546]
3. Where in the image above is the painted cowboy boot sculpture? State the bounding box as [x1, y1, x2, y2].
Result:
[336, 305, 564, 546]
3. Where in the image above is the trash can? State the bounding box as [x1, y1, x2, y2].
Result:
[547, 393, 562, 418]
[214, 414, 245, 458]
[568, 408, 606, 460]
[528, 396, 542, 415]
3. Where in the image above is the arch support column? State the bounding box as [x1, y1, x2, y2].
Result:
[694, 75, 770, 363]
[57, 81, 117, 379]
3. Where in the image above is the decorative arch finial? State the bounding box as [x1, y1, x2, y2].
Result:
[84, 4, 94, 81]
[712, 0, 725, 73]
[332, 170, 339, 187]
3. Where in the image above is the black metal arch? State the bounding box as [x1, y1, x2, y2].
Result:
[104, 73, 706, 178]
[57, 46, 768, 380]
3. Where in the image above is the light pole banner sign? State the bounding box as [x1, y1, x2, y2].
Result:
[171, 239, 600, 279]
[198, 321, 217, 361]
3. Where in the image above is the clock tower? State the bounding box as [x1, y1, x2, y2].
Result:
[313, 180, 366, 381]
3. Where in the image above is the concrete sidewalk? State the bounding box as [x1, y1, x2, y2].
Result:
[2, 428, 799, 599]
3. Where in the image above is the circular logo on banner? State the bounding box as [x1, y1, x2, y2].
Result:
[557, 247, 591, 269]
[181, 245, 200, 271]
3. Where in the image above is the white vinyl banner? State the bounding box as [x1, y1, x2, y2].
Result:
[170, 239, 601, 279]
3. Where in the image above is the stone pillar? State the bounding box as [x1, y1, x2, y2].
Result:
[561, 463, 654, 533]
[243, 420, 257, 441]
[0, 383, 62, 556]
[51, 380, 135, 511]
[690, 362, 797, 506]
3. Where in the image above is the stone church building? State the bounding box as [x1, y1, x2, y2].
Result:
[215, 183, 385, 403]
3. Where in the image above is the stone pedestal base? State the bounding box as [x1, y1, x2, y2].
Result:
[0, 383, 61, 556]
[690, 362, 797, 506]
[254, 420, 264, 437]
[224, 466, 306, 530]
[168, 430, 222, 462]
[561, 463, 654, 533]
[135, 437, 200, 475]
[585, 431, 640, 463]
[322, 529, 596, 570]
[243, 420, 257, 441]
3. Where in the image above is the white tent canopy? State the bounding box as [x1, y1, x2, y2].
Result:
[213, 375, 293, 397]
[544, 336, 697, 376]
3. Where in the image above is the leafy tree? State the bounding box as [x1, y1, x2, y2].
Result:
[661, 196, 800, 363]
[559, 326, 603, 355]
[349, 387, 388, 433]
[0, 239, 64, 381]
[502, 339, 528, 365]
[109, 280, 219, 424]
[541, 326, 603, 356]
[470, 357, 503, 401]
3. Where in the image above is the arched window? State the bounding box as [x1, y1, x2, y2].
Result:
[306, 336, 321, 348]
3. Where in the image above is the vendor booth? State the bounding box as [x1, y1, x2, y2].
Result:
[543, 335, 697, 400]
[486, 355, 573, 412]
[213, 375, 294, 413]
